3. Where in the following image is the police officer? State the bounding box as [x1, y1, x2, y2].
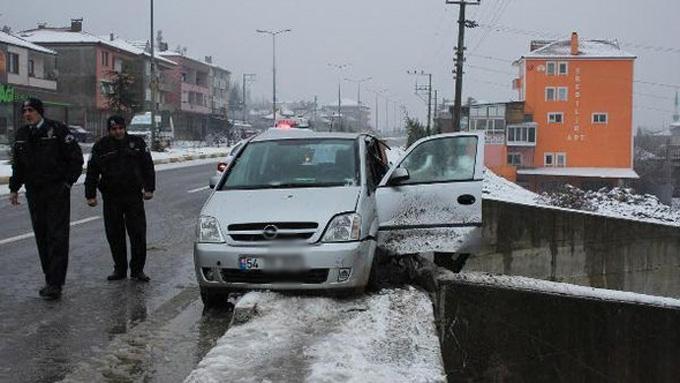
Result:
[85, 116, 155, 282]
[9, 98, 84, 300]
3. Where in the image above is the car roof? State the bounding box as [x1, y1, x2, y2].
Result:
[250, 128, 364, 142]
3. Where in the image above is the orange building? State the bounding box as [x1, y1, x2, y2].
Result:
[511, 32, 638, 191]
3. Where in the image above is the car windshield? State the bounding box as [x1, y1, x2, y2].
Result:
[220, 138, 358, 190]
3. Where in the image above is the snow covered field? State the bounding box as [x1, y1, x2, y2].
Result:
[185, 287, 445, 383]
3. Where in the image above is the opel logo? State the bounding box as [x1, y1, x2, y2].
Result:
[263, 225, 278, 240]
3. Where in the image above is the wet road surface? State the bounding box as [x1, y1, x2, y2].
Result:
[0, 163, 233, 383]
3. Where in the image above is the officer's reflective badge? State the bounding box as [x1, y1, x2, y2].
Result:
[47, 127, 54, 138]
[64, 134, 75, 143]
[129, 142, 136, 149]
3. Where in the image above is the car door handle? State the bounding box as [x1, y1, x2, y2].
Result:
[457, 194, 476, 205]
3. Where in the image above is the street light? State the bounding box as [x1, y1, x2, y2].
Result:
[256, 28, 291, 124]
[344, 76, 372, 130]
[328, 63, 351, 132]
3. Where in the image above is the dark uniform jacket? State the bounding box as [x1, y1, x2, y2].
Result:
[9, 119, 84, 193]
[85, 134, 155, 199]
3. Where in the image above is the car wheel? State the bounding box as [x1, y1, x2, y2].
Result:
[200, 288, 231, 308]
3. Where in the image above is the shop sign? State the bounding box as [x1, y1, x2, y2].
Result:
[0, 84, 15, 103]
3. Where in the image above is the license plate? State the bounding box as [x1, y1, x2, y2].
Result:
[239, 257, 264, 270]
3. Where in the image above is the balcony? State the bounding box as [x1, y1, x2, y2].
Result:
[28, 77, 57, 90]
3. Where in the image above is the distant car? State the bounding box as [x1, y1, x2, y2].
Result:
[195, 128, 485, 307]
[209, 140, 247, 188]
[68, 125, 94, 143]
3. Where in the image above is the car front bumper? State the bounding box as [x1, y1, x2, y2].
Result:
[193, 240, 376, 292]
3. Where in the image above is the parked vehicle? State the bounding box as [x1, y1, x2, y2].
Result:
[195, 128, 484, 307]
[208, 139, 247, 188]
[128, 112, 175, 148]
[68, 125, 94, 143]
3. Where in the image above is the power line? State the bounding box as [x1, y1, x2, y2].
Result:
[470, 0, 512, 52]
[466, 63, 515, 76]
[477, 23, 680, 56]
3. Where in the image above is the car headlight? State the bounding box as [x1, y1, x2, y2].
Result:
[197, 216, 226, 243]
[322, 213, 361, 242]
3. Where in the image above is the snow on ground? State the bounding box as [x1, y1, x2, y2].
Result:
[184, 288, 445, 383]
[447, 272, 680, 309]
[484, 171, 680, 227]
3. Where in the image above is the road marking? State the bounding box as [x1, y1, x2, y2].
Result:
[0, 216, 101, 246]
[187, 186, 210, 194]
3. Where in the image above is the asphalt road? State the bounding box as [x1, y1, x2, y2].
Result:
[0, 162, 233, 383]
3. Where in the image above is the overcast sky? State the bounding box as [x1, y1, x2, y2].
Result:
[4, 0, 680, 131]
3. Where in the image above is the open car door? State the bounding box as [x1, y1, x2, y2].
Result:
[376, 132, 484, 255]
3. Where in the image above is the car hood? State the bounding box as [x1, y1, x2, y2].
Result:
[203, 186, 361, 232]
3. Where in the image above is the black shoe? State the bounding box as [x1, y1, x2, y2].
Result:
[107, 272, 127, 281]
[130, 272, 150, 282]
[38, 285, 50, 297]
[41, 285, 62, 300]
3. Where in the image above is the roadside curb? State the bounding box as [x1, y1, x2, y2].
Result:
[0, 151, 226, 185]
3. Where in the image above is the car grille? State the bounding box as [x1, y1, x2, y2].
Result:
[220, 269, 329, 284]
[227, 222, 318, 242]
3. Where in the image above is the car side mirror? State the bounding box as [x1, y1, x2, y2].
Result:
[209, 175, 220, 189]
[388, 167, 409, 186]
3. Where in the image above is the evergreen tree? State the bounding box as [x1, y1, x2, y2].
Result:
[406, 117, 428, 147]
[105, 69, 142, 118]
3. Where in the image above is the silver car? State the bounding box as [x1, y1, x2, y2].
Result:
[194, 128, 484, 307]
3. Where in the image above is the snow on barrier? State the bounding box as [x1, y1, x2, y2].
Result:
[184, 289, 446, 383]
[432, 270, 680, 382]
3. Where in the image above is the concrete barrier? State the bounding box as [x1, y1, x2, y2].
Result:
[466, 199, 680, 298]
[432, 270, 680, 382]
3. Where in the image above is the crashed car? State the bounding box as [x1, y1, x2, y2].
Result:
[194, 128, 484, 307]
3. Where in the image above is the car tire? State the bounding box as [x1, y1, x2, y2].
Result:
[200, 288, 231, 308]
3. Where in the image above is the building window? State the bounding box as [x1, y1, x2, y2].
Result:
[28, 59, 35, 77]
[546, 61, 556, 76]
[100, 80, 114, 95]
[558, 62, 568, 75]
[544, 153, 554, 167]
[546, 87, 556, 101]
[557, 87, 568, 101]
[507, 125, 536, 145]
[547, 112, 564, 124]
[592, 113, 608, 124]
[181, 72, 187, 82]
[101, 51, 109, 67]
[556, 152, 567, 167]
[113, 58, 123, 73]
[507, 153, 522, 166]
[8, 53, 19, 74]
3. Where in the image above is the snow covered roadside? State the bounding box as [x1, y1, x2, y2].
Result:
[0, 146, 230, 196]
[184, 288, 445, 383]
[447, 272, 680, 310]
[483, 171, 680, 227]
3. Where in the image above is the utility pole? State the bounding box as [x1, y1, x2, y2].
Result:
[344, 77, 371, 130]
[241, 73, 256, 123]
[257, 29, 291, 124]
[375, 92, 379, 132]
[149, 0, 160, 151]
[407, 70, 433, 133]
[328, 63, 350, 132]
[434, 89, 439, 133]
[446, 0, 480, 131]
